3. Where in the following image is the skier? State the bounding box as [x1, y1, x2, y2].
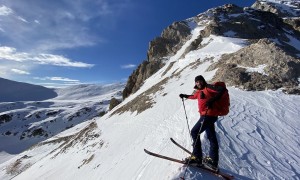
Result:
[179, 75, 225, 170]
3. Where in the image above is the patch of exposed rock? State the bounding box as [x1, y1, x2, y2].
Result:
[6, 122, 103, 177]
[123, 60, 163, 99]
[251, 0, 300, 18]
[252, 0, 300, 32]
[208, 39, 300, 93]
[147, 21, 192, 62]
[283, 17, 300, 32]
[123, 21, 191, 99]
[115, 77, 169, 115]
[198, 3, 300, 43]
[109, 97, 121, 110]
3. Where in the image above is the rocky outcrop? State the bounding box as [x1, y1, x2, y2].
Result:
[147, 21, 191, 62]
[0, 114, 12, 124]
[252, 0, 300, 32]
[178, 3, 300, 54]
[283, 18, 300, 32]
[209, 39, 300, 92]
[123, 60, 163, 99]
[199, 3, 299, 42]
[251, 0, 300, 18]
[109, 98, 121, 111]
[123, 21, 191, 99]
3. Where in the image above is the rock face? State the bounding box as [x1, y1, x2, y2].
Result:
[123, 1, 300, 97]
[251, 0, 300, 18]
[123, 60, 163, 99]
[147, 22, 191, 62]
[109, 97, 121, 111]
[123, 21, 191, 99]
[195, 3, 300, 48]
[209, 39, 300, 92]
[252, 0, 300, 32]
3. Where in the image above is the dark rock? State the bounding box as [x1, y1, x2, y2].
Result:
[32, 128, 46, 137]
[123, 21, 191, 99]
[0, 114, 12, 124]
[210, 39, 300, 92]
[109, 98, 121, 111]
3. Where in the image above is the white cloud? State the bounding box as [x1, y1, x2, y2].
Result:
[0, 5, 13, 16]
[121, 64, 136, 69]
[11, 68, 30, 75]
[0, 1, 130, 52]
[50, 77, 80, 82]
[0, 46, 94, 68]
[34, 76, 80, 82]
[17, 16, 28, 23]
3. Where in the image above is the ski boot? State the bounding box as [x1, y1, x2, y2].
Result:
[183, 155, 202, 167]
[203, 156, 219, 172]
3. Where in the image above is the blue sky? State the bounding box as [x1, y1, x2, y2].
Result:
[0, 0, 254, 88]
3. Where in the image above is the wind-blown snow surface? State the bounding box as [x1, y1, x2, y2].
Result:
[1, 23, 300, 180]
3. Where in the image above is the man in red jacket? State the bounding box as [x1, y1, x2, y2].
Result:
[179, 75, 225, 170]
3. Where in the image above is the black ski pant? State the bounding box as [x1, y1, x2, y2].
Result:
[191, 115, 219, 165]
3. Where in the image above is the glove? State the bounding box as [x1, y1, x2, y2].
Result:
[206, 98, 214, 109]
[179, 94, 189, 99]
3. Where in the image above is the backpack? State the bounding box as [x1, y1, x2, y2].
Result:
[213, 82, 230, 116]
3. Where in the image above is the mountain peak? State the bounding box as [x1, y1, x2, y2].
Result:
[252, 0, 300, 17]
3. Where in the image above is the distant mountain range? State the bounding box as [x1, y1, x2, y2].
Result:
[0, 77, 57, 102]
[0, 79, 124, 154]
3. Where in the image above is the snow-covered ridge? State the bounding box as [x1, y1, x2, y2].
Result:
[0, 82, 124, 156]
[253, 0, 300, 17]
[0, 77, 57, 102]
[54, 83, 124, 100]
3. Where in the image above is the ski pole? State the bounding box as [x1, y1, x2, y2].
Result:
[181, 108, 209, 180]
[181, 98, 193, 143]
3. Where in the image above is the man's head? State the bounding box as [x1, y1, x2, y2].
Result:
[194, 75, 207, 90]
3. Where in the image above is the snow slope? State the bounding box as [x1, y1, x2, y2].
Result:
[0, 16, 299, 180]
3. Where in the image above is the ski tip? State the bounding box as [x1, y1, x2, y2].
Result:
[144, 149, 154, 155]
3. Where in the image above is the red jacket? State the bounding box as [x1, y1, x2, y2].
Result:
[188, 85, 223, 116]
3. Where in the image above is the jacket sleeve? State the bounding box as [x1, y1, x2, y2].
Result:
[188, 90, 200, 100]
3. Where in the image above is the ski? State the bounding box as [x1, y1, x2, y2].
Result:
[144, 149, 186, 164]
[171, 137, 220, 171]
[170, 138, 192, 155]
[144, 149, 234, 180]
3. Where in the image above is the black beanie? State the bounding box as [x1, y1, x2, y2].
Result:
[194, 75, 207, 85]
[195, 75, 205, 82]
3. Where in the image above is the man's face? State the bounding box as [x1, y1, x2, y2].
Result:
[195, 80, 203, 89]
